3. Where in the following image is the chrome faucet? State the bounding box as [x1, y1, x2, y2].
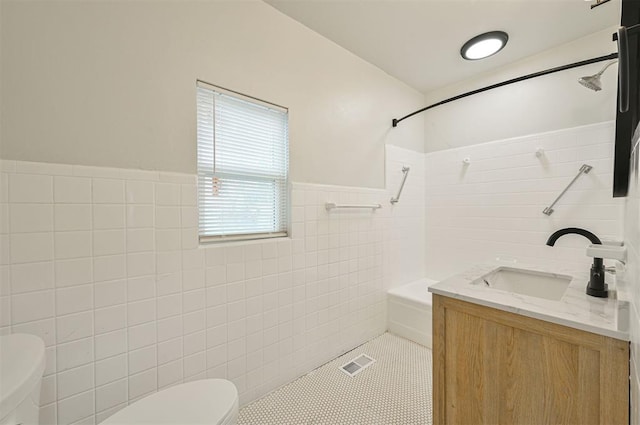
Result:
[546, 227, 608, 298]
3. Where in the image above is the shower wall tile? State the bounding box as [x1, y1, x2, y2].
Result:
[384, 145, 426, 288]
[424, 121, 624, 280]
[0, 160, 391, 424]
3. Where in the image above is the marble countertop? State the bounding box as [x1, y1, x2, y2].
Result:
[428, 263, 629, 341]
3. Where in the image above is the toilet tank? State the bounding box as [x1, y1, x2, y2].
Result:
[0, 334, 46, 425]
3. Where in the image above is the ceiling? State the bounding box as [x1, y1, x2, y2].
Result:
[265, 0, 620, 94]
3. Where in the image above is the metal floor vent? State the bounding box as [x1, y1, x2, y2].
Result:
[340, 354, 376, 377]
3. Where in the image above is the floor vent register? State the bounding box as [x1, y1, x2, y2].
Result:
[340, 354, 376, 377]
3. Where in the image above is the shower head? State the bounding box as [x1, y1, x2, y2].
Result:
[578, 60, 617, 92]
[579, 75, 603, 91]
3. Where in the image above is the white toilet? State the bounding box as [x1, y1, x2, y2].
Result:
[0, 333, 46, 425]
[102, 379, 239, 425]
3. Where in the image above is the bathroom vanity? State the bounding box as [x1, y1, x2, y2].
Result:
[429, 264, 629, 425]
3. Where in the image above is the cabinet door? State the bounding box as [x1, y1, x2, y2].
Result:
[433, 295, 629, 425]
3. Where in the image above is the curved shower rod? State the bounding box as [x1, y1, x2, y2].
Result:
[391, 52, 618, 128]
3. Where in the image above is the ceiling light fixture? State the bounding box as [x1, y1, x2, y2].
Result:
[460, 31, 509, 60]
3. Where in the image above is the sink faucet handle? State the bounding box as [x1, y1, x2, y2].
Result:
[586, 244, 627, 262]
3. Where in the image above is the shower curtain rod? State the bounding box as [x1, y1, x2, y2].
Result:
[391, 52, 619, 128]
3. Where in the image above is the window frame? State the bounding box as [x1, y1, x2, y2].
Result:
[196, 80, 290, 244]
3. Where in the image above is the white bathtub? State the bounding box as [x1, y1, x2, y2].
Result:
[387, 278, 438, 348]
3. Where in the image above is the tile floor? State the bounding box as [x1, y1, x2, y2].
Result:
[238, 332, 432, 424]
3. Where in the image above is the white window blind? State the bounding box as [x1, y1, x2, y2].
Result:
[197, 81, 289, 243]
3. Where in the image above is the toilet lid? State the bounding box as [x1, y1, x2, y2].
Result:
[102, 379, 238, 424]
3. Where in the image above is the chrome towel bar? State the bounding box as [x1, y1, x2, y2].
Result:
[543, 164, 593, 216]
[325, 203, 382, 211]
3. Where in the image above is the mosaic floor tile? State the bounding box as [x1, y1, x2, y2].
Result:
[238, 333, 432, 424]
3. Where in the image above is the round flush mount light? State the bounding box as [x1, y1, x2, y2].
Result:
[460, 31, 509, 60]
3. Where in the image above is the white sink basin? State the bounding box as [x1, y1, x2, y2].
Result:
[472, 267, 572, 301]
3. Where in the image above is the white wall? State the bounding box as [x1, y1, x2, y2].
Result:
[422, 27, 619, 152]
[625, 130, 640, 424]
[0, 0, 424, 189]
[424, 121, 623, 280]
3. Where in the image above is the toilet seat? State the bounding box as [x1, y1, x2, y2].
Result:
[101, 379, 238, 424]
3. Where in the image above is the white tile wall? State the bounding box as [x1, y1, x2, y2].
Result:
[625, 128, 640, 424]
[384, 145, 426, 288]
[424, 121, 624, 280]
[0, 160, 391, 424]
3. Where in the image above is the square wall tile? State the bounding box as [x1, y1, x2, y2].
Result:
[183, 331, 206, 356]
[156, 207, 180, 229]
[155, 183, 180, 206]
[9, 174, 53, 203]
[94, 255, 126, 282]
[56, 311, 93, 344]
[181, 184, 197, 206]
[93, 205, 126, 230]
[10, 233, 53, 264]
[126, 181, 154, 204]
[95, 305, 126, 335]
[54, 176, 91, 203]
[96, 379, 128, 414]
[57, 363, 94, 400]
[182, 269, 205, 292]
[157, 294, 182, 319]
[127, 229, 154, 253]
[128, 322, 157, 351]
[95, 329, 127, 361]
[94, 280, 126, 309]
[127, 300, 156, 327]
[158, 360, 182, 389]
[95, 354, 127, 387]
[128, 369, 157, 400]
[158, 337, 183, 365]
[39, 403, 56, 425]
[56, 284, 93, 316]
[0, 235, 8, 265]
[55, 232, 92, 260]
[127, 252, 155, 277]
[55, 205, 91, 231]
[157, 272, 181, 296]
[57, 390, 94, 425]
[126, 205, 154, 229]
[128, 345, 157, 375]
[10, 261, 54, 294]
[127, 276, 155, 302]
[40, 374, 57, 405]
[10, 204, 53, 233]
[184, 351, 206, 378]
[158, 316, 182, 343]
[0, 297, 9, 327]
[57, 338, 94, 372]
[93, 230, 125, 257]
[55, 258, 93, 287]
[11, 290, 54, 323]
[93, 179, 125, 204]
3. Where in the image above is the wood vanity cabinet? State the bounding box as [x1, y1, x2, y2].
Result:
[433, 294, 629, 425]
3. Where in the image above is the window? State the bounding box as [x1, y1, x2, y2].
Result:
[196, 81, 289, 243]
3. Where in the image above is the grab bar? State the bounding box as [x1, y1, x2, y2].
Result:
[325, 203, 382, 211]
[390, 166, 410, 204]
[543, 164, 593, 216]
